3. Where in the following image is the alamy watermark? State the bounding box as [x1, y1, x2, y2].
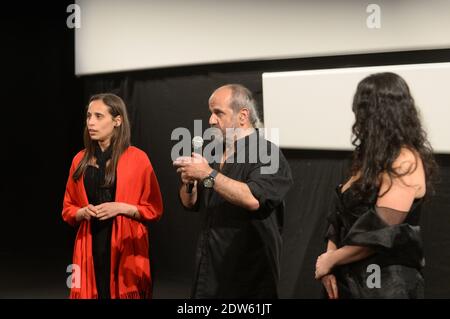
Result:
[366, 4, 381, 29]
[66, 263, 80, 289]
[66, 4, 81, 29]
[171, 121, 280, 174]
[366, 264, 381, 289]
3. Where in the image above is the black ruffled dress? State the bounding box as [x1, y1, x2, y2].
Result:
[325, 184, 425, 298]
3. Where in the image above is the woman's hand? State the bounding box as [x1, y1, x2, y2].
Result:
[76, 204, 98, 221]
[321, 274, 339, 299]
[315, 250, 337, 279]
[95, 202, 139, 220]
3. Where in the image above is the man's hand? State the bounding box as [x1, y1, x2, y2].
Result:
[321, 274, 339, 299]
[173, 153, 213, 183]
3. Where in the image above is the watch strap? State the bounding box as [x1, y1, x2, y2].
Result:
[209, 169, 218, 179]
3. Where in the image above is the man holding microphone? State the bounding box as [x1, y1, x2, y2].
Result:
[173, 84, 292, 299]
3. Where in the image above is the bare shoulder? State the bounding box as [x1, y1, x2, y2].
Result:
[392, 148, 422, 175]
[388, 147, 426, 197]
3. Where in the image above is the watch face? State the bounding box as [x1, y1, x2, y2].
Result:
[203, 177, 214, 188]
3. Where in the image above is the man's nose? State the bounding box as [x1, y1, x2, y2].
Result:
[209, 114, 218, 126]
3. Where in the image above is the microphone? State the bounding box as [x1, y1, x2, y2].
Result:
[186, 136, 204, 193]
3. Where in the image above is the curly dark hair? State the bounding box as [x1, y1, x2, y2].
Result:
[350, 72, 437, 199]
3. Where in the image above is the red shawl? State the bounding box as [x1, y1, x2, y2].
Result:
[62, 146, 163, 299]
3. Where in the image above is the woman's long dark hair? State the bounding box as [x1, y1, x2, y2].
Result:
[350, 72, 437, 199]
[72, 93, 131, 186]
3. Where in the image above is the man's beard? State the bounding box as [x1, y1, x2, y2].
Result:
[210, 122, 239, 150]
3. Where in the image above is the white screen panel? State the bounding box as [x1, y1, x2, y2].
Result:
[75, 0, 450, 75]
[262, 62, 450, 153]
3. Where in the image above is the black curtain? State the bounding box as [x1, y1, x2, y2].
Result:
[0, 1, 83, 297]
[1, 2, 449, 297]
[80, 51, 450, 297]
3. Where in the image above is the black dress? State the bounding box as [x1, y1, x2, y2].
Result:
[83, 145, 116, 299]
[325, 184, 425, 299]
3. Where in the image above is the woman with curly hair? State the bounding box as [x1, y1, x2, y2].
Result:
[315, 72, 437, 299]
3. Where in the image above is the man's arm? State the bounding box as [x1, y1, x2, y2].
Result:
[174, 154, 259, 211]
[212, 172, 260, 211]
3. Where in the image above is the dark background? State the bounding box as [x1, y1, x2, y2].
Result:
[0, 3, 449, 298]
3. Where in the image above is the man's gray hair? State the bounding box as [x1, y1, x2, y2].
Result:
[222, 84, 263, 128]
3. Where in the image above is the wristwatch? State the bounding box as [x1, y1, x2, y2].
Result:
[203, 169, 218, 188]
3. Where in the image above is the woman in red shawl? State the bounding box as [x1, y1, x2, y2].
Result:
[62, 93, 163, 299]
